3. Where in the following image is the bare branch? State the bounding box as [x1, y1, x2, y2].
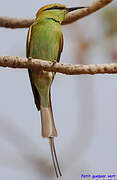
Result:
[0, 0, 113, 28]
[0, 56, 117, 75]
[0, 17, 34, 29]
[63, 0, 113, 25]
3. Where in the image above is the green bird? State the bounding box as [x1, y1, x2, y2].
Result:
[26, 4, 86, 177]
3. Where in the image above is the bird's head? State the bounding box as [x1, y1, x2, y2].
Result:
[36, 4, 86, 24]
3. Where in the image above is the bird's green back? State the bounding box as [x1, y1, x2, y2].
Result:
[27, 18, 63, 62]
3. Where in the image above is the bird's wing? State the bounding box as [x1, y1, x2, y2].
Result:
[57, 33, 63, 62]
[26, 25, 40, 111]
[50, 32, 63, 83]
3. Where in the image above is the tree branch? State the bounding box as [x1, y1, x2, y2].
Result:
[0, 0, 113, 28]
[0, 56, 117, 75]
[63, 0, 113, 25]
[0, 17, 34, 28]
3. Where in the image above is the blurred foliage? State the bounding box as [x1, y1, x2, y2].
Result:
[102, 7, 117, 37]
[71, 7, 117, 63]
[101, 7, 117, 61]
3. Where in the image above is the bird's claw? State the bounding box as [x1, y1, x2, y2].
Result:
[52, 60, 56, 66]
[28, 57, 32, 61]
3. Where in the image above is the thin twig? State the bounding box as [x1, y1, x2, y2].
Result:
[0, 0, 113, 28]
[0, 56, 117, 75]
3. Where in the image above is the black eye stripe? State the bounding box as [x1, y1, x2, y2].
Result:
[44, 6, 65, 11]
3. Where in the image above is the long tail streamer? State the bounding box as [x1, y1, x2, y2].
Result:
[49, 137, 62, 178]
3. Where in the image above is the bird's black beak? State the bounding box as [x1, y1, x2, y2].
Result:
[66, 7, 86, 12]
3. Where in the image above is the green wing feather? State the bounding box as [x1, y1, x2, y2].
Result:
[26, 25, 40, 111]
[57, 33, 63, 62]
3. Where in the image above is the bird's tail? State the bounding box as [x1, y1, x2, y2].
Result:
[49, 137, 62, 177]
[40, 93, 62, 177]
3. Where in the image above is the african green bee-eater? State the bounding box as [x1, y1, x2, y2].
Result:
[26, 4, 86, 177]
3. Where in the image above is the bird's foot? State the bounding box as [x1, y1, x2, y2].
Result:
[52, 60, 57, 66]
[28, 57, 32, 61]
